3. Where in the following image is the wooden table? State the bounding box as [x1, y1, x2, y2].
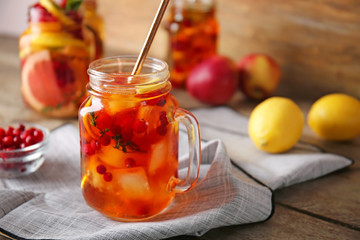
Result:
[0, 34, 359, 239]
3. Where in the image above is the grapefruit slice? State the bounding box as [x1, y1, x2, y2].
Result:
[22, 50, 66, 111]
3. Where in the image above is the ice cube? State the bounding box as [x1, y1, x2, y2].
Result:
[148, 138, 169, 175]
[113, 167, 151, 199]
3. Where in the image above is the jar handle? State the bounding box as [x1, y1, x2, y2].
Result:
[170, 108, 201, 193]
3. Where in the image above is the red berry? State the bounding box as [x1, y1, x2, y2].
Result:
[103, 172, 113, 182]
[13, 136, 21, 148]
[0, 128, 5, 139]
[27, 128, 36, 137]
[133, 119, 148, 133]
[82, 144, 95, 156]
[156, 125, 167, 136]
[90, 139, 100, 152]
[157, 97, 166, 106]
[125, 158, 136, 168]
[33, 130, 44, 143]
[100, 135, 111, 146]
[20, 143, 27, 149]
[96, 164, 107, 174]
[25, 136, 35, 146]
[13, 128, 22, 137]
[159, 111, 169, 125]
[19, 124, 25, 132]
[3, 136, 14, 147]
[20, 131, 28, 141]
[6, 127, 14, 137]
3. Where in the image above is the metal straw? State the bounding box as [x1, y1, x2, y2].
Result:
[131, 0, 170, 75]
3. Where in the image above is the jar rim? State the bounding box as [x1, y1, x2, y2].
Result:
[88, 55, 170, 88]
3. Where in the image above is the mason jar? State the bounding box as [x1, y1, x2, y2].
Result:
[79, 56, 201, 221]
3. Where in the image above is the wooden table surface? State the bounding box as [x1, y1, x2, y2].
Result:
[0, 34, 359, 239]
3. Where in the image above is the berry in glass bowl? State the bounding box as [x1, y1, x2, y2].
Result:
[0, 123, 49, 178]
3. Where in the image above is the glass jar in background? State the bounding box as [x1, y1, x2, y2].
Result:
[165, 0, 219, 88]
[79, 56, 201, 221]
[82, 0, 104, 59]
[19, 0, 93, 118]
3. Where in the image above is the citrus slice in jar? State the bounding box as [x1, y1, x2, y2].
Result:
[21, 50, 77, 116]
[31, 32, 86, 49]
[22, 50, 64, 107]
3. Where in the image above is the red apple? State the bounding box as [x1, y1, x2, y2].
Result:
[186, 55, 238, 105]
[237, 54, 281, 100]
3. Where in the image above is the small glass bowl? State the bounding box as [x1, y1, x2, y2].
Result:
[0, 123, 50, 178]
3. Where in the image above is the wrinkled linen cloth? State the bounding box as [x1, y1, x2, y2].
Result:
[191, 107, 352, 190]
[0, 107, 352, 240]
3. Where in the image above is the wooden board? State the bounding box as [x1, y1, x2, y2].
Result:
[99, 0, 360, 100]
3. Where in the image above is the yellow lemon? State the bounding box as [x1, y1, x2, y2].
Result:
[307, 93, 360, 141]
[249, 97, 304, 153]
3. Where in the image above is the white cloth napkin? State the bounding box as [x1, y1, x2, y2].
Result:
[0, 107, 352, 239]
[0, 124, 273, 240]
[190, 107, 353, 190]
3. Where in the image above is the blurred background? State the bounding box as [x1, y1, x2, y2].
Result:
[1, 0, 359, 100]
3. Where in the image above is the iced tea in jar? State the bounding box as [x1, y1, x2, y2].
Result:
[165, 0, 219, 88]
[79, 56, 201, 220]
[19, 0, 93, 117]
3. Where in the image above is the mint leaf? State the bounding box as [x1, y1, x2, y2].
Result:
[66, 0, 83, 11]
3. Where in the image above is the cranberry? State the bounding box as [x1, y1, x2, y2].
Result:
[96, 164, 107, 175]
[27, 128, 36, 137]
[5, 127, 14, 137]
[103, 172, 113, 182]
[3, 136, 13, 147]
[20, 131, 28, 141]
[25, 136, 36, 146]
[100, 135, 111, 146]
[90, 139, 100, 152]
[0, 128, 5, 139]
[13, 136, 21, 148]
[159, 111, 169, 125]
[19, 124, 25, 132]
[133, 119, 148, 134]
[125, 158, 136, 168]
[82, 144, 95, 156]
[13, 128, 22, 137]
[156, 125, 167, 136]
[33, 130, 44, 143]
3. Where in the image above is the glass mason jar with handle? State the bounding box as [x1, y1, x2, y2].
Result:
[79, 56, 201, 221]
[19, 0, 93, 118]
